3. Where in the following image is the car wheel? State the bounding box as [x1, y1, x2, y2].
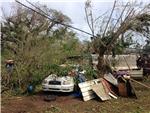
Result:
[44, 95, 57, 102]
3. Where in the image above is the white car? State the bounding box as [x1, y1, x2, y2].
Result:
[42, 74, 75, 92]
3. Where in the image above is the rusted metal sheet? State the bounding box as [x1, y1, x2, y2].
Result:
[118, 82, 128, 97]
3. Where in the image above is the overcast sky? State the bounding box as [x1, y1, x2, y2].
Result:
[0, 0, 148, 42]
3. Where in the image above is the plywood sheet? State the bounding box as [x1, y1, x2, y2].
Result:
[104, 73, 118, 86]
[101, 79, 118, 99]
[79, 78, 102, 88]
[92, 83, 111, 101]
[78, 78, 102, 101]
[83, 94, 96, 101]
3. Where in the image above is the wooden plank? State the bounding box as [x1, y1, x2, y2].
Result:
[104, 73, 118, 86]
[78, 78, 102, 88]
[78, 78, 102, 101]
[102, 79, 118, 98]
[130, 78, 150, 89]
[130, 71, 143, 75]
[101, 80, 114, 99]
[83, 94, 96, 101]
[80, 86, 92, 93]
[92, 83, 111, 101]
[82, 90, 93, 97]
[101, 79, 110, 94]
[115, 66, 138, 70]
[129, 70, 143, 78]
[108, 92, 117, 99]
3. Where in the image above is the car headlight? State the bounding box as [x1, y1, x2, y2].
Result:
[63, 81, 71, 85]
[42, 80, 48, 84]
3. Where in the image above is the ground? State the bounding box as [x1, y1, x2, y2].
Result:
[1, 77, 150, 113]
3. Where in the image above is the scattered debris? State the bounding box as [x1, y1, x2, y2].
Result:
[101, 79, 118, 99]
[78, 78, 102, 101]
[78, 77, 119, 102]
[41, 68, 149, 103]
[78, 70, 140, 101]
[42, 56, 149, 102]
[104, 73, 118, 86]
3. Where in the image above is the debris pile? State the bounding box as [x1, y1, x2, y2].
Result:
[78, 71, 138, 102]
[41, 63, 150, 102]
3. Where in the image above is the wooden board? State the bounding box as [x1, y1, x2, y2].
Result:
[82, 90, 93, 97]
[92, 83, 111, 101]
[83, 94, 96, 101]
[79, 78, 102, 88]
[129, 69, 143, 79]
[101, 79, 110, 94]
[80, 86, 93, 93]
[101, 79, 118, 99]
[78, 78, 102, 101]
[104, 73, 118, 86]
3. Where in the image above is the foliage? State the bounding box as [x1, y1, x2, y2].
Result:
[84, 66, 98, 80]
[1, 3, 82, 94]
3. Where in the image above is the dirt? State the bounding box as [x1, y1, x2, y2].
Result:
[1, 78, 150, 113]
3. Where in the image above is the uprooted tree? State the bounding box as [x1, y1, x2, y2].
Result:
[85, 0, 150, 75]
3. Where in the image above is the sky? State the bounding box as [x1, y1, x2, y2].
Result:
[0, 0, 148, 42]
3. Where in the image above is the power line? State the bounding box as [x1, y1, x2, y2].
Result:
[15, 0, 106, 47]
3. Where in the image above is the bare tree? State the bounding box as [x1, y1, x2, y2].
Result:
[85, 0, 150, 75]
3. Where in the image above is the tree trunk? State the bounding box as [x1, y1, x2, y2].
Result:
[97, 54, 105, 74]
[96, 44, 113, 77]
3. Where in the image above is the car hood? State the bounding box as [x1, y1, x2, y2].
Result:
[45, 74, 73, 82]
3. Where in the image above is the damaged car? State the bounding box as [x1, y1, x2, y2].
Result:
[42, 74, 75, 92]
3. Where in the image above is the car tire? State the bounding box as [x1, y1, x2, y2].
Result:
[44, 95, 57, 102]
